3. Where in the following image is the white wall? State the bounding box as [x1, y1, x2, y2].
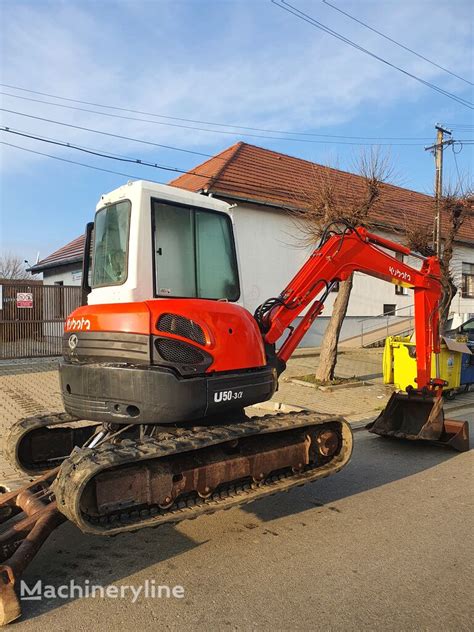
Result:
[232, 205, 309, 313]
[233, 205, 421, 318]
[43, 264, 82, 286]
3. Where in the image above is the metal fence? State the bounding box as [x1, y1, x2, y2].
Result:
[0, 282, 83, 359]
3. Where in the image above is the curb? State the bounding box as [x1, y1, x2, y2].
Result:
[289, 378, 368, 392]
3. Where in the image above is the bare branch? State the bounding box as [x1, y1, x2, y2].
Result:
[404, 180, 473, 328]
[286, 149, 395, 381]
[0, 254, 34, 280]
[287, 148, 395, 251]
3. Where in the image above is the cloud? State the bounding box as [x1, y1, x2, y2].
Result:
[0, 0, 472, 174]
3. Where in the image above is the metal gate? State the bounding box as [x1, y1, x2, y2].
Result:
[0, 282, 83, 359]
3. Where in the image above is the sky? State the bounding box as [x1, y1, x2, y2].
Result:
[0, 0, 473, 267]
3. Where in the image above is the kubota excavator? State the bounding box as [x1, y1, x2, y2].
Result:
[0, 181, 469, 624]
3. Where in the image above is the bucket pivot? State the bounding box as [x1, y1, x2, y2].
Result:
[367, 390, 469, 452]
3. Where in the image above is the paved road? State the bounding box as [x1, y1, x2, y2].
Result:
[10, 410, 473, 631]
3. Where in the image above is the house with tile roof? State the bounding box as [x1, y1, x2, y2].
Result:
[30, 142, 474, 344]
[30, 234, 85, 285]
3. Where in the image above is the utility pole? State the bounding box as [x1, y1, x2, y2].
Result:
[425, 124, 453, 258]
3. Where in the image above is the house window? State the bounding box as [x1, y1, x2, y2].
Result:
[383, 304, 397, 316]
[461, 262, 474, 298]
[395, 252, 408, 295]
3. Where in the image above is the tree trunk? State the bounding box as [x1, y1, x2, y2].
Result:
[315, 275, 353, 382]
[439, 277, 457, 333]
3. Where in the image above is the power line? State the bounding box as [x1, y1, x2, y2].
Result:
[0, 82, 434, 141]
[0, 106, 429, 148]
[445, 123, 474, 131]
[271, 1, 474, 109]
[7, 111, 459, 203]
[0, 108, 219, 158]
[451, 143, 463, 183]
[0, 91, 432, 145]
[444, 122, 474, 127]
[322, 0, 473, 86]
[0, 127, 213, 179]
[1, 140, 162, 181]
[2, 134, 455, 205]
[0, 127, 342, 198]
[0, 138, 357, 201]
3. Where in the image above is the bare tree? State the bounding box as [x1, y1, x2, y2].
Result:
[289, 149, 394, 382]
[0, 254, 34, 280]
[405, 182, 473, 330]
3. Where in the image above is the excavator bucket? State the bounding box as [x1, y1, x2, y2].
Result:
[367, 391, 469, 452]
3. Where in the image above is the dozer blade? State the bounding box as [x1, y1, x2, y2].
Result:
[0, 470, 64, 626]
[367, 391, 469, 452]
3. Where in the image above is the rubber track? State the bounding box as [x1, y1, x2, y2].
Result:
[54, 411, 353, 536]
[5, 413, 95, 475]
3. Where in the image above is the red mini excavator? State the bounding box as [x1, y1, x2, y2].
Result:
[0, 181, 469, 624]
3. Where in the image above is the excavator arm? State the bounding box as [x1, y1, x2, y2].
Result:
[255, 222, 468, 451]
[258, 224, 442, 390]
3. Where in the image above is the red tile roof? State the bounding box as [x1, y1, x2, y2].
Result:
[31, 234, 85, 272]
[171, 141, 474, 244]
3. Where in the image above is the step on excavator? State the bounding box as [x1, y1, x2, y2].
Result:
[0, 181, 469, 624]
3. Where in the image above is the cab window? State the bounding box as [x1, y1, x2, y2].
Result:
[152, 200, 239, 300]
[92, 201, 131, 287]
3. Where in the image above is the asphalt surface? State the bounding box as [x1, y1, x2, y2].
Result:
[8, 409, 473, 631]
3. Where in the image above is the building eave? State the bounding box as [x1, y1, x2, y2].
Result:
[28, 256, 83, 274]
[211, 190, 474, 248]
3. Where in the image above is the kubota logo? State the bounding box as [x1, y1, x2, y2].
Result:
[68, 334, 78, 350]
[389, 266, 411, 282]
[66, 317, 91, 331]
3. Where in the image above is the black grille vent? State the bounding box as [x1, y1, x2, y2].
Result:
[156, 339, 205, 365]
[157, 313, 206, 345]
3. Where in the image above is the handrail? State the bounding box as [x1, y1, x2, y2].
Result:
[359, 304, 415, 347]
[357, 303, 414, 324]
